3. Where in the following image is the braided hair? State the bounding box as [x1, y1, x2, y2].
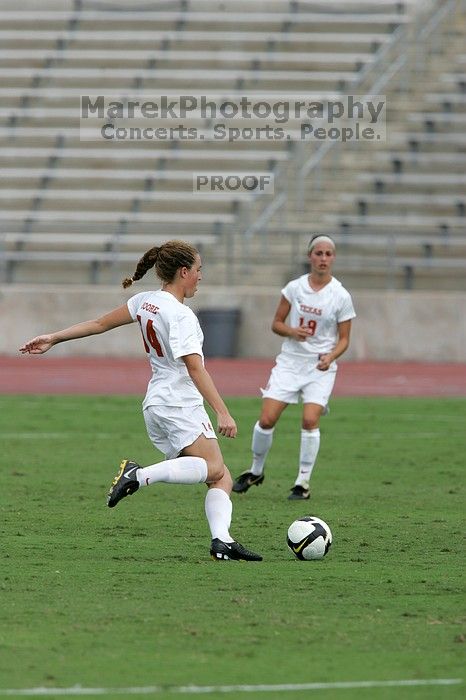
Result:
[122, 240, 198, 289]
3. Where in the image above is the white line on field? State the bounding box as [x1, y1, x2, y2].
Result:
[0, 678, 462, 696]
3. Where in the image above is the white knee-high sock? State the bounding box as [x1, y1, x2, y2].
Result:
[137, 456, 207, 486]
[251, 422, 274, 475]
[204, 488, 234, 542]
[295, 429, 320, 488]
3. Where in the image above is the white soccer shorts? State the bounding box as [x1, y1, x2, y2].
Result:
[261, 353, 337, 406]
[143, 404, 217, 459]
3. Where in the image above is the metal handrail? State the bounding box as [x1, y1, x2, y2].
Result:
[244, 0, 458, 236]
[243, 192, 287, 238]
[295, 0, 450, 204]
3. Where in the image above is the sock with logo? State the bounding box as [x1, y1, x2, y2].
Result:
[204, 487, 234, 542]
[250, 422, 275, 476]
[294, 429, 320, 488]
[137, 456, 208, 486]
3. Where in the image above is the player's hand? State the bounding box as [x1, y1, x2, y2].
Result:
[19, 335, 55, 354]
[317, 353, 332, 371]
[290, 326, 313, 342]
[216, 412, 237, 438]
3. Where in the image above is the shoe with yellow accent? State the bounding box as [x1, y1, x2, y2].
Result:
[107, 459, 140, 508]
[210, 538, 263, 562]
[232, 471, 264, 493]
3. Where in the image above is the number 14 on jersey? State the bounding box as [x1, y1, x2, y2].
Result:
[137, 314, 164, 356]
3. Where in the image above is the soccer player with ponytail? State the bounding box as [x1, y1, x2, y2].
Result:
[20, 240, 262, 562]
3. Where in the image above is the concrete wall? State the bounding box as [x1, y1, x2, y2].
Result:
[1, 284, 465, 362]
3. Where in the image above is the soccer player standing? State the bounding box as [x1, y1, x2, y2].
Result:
[233, 235, 356, 500]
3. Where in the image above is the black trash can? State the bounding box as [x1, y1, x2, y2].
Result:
[197, 308, 241, 358]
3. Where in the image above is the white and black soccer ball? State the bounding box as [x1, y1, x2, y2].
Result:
[287, 516, 332, 560]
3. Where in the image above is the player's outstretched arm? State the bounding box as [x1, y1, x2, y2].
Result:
[19, 305, 134, 355]
[19, 334, 56, 354]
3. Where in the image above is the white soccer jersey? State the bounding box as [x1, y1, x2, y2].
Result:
[279, 275, 356, 358]
[127, 290, 204, 408]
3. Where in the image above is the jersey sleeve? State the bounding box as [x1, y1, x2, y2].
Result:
[337, 291, 356, 323]
[126, 292, 149, 320]
[169, 310, 203, 360]
[281, 279, 296, 304]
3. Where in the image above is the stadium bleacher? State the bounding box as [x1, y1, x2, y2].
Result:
[0, 0, 464, 289]
[270, 0, 466, 290]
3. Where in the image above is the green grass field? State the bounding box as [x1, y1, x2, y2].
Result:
[1, 395, 465, 700]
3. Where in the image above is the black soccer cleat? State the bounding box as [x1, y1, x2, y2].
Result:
[107, 459, 140, 508]
[210, 538, 263, 562]
[287, 485, 310, 501]
[232, 471, 264, 493]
